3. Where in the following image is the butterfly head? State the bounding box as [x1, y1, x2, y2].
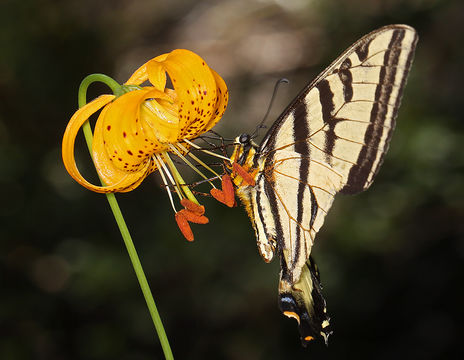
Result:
[236, 133, 251, 146]
[230, 133, 258, 166]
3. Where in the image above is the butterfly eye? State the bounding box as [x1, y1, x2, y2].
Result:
[239, 134, 250, 144]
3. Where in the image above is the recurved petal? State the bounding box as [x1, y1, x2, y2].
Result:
[62, 94, 114, 180]
[203, 68, 229, 133]
[140, 89, 179, 144]
[96, 88, 172, 176]
[92, 104, 154, 192]
[159, 49, 221, 139]
[62, 94, 151, 193]
[125, 53, 169, 87]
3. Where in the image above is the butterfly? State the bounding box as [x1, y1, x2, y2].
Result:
[212, 24, 418, 346]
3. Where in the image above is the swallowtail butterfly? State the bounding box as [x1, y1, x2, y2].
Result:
[224, 24, 418, 346]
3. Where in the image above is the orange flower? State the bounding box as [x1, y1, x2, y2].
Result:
[62, 49, 228, 193]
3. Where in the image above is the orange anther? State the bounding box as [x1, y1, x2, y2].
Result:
[177, 209, 209, 224]
[221, 174, 235, 201]
[232, 162, 256, 186]
[175, 212, 194, 242]
[180, 198, 205, 215]
[211, 174, 235, 207]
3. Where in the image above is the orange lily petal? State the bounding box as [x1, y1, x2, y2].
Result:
[146, 49, 229, 140]
[203, 69, 228, 133]
[96, 88, 168, 169]
[92, 100, 153, 191]
[125, 53, 169, 87]
[61, 94, 150, 193]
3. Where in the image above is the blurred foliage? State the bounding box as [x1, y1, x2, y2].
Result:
[1, 0, 463, 359]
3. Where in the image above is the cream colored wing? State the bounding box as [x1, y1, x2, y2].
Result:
[255, 25, 418, 284]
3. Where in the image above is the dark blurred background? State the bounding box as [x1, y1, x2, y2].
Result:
[1, 0, 463, 359]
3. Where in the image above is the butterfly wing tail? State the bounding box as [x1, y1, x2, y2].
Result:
[278, 256, 332, 346]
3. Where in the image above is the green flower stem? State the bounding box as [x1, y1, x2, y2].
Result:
[77, 75, 174, 360]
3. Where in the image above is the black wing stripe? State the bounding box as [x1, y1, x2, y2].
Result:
[293, 101, 311, 270]
[355, 37, 373, 62]
[315, 79, 337, 165]
[341, 28, 407, 194]
[263, 175, 290, 281]
[338, 58, 354, 102]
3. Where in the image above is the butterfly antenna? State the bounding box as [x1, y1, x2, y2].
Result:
[251, 78, 289, 139]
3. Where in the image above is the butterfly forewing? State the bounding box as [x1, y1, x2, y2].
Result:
[258, 25, 418, 283]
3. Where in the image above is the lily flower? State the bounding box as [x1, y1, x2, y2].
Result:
[62, 49, 229, 240]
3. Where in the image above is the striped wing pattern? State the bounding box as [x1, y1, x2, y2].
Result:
[258, 25, 418, 284]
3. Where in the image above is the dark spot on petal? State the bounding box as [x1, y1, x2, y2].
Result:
[123, 131, 127, 138]
[127, 150, 133, 155]
[107, 125, 111, 131]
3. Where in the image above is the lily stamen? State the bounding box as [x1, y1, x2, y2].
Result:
[176, 142, 222, 179]
[152, 154, 178, 213]
[162, 152, 202, 208]
[184, 139, 232, 163]
[154, 153, 182, 201]
[168, 143, 217, 189]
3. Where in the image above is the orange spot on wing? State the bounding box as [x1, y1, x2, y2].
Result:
[232, 162, 256, 186]
[283, 311, 301, 324]
[304, 336, 314, 342]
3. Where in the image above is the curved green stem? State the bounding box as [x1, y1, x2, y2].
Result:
[77, 76, 174, 360]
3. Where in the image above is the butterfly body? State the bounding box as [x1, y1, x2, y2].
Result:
[224, 24, 418, 346]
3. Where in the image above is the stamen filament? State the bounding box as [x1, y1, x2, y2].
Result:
[152, 155, 177, 213]
[176, 143, 221, 178]
[168, 144, 216, 188]
[162, 152, 200, 205]
[184, 139, 232, 163]
[154, 153, 182, 201]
